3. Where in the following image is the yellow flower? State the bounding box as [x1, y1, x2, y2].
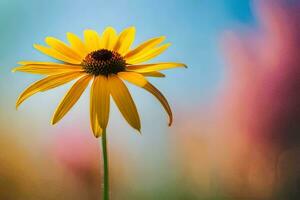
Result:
[13, 26, 186, 137]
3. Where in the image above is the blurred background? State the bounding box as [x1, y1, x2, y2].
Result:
[1, 0, 300, 199]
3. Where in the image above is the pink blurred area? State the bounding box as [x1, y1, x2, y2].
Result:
[174, 0, 300, 199]
[50, 127, 100, 176]
[222, 0, 300, 150]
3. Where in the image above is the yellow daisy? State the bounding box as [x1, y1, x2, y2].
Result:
[13, 26, 186, 137]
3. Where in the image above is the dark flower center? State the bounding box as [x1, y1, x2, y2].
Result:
[82, 49, 126, 76]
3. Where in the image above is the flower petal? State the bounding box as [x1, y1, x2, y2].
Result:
[67, 32, 88, 57]
[143, 82, 173, 126]
[124, 36, 165, 60]
[109, 75, 141, 131]
[100, 27, 118, 50]
[17, 61, 74, 65]
[34, 44, 81, 64]
[114, 27, 135, 55]
[52, 75, 92, 124]
[45, 37, 83, 61]
[84, 29, 101, 52]
[13, 63, 82, 75]
[94, 75, 110, 129]
[139, 71, 165, 78]
[120, 74, 172, 126]
[16, 71, 84, 109]
[126, 62, 187, 73]
[90, 77, 102, 137]
[126, 43, 171, 64]
[117, 72, 147, 87]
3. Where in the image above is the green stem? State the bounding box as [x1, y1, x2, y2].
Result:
[102, 129, 109, 200]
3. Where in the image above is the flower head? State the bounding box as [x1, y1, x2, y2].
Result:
[13, 26, 186, 137]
